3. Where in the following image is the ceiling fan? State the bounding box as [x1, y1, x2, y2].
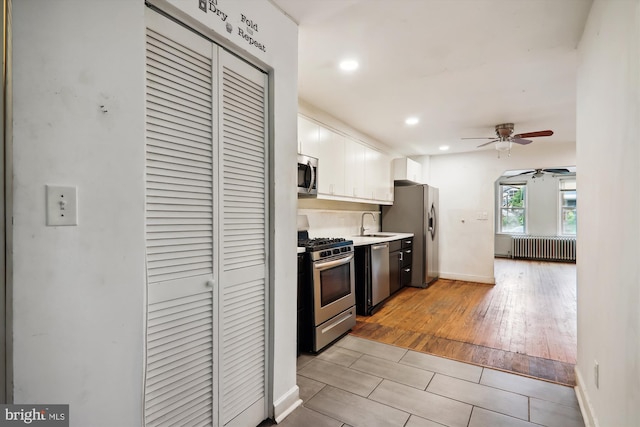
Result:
[462, 123, 554, 156]
[510, 168, 573, 179]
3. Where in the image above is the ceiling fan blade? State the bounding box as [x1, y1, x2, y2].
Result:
[477, 139, 499, 148]
[513, 130, 554, 138]
[543, 168, 571, 174]
[511, 170, 535, 177]
[461, 137, 496, 140]
[511, 138, 532, 145]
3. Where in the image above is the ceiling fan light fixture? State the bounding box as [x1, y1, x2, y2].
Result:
[495, 139, 512, 152]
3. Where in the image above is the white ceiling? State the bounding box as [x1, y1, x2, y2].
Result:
[271, 0, 593, 156]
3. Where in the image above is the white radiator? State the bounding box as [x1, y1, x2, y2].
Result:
[511, 236, 576, 262]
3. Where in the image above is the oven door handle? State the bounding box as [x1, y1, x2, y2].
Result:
[314, 254, 354, 271]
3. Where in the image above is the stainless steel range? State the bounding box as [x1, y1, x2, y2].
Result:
[298, 234, 356, 353]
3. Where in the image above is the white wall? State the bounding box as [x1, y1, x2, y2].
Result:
[11, 0, 299, 425]
[575, 1, 640, 426]
[12, 1, 146, 425]
[421, 141, 575, 283]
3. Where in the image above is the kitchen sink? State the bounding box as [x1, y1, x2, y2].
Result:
[361, 234, 396, 238]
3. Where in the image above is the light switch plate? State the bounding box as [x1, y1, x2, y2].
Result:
[46, 185, 78, 226]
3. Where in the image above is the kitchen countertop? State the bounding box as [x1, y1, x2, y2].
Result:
[348, 232, 414, 247]
[296, 232, 413, 253]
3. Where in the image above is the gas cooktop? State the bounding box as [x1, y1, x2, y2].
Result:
[297, 231, 354, 253]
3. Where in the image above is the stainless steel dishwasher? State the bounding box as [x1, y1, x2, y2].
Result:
[370, 243, 390, 307]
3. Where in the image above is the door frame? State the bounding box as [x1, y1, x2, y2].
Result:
[2, 0, 12, 404]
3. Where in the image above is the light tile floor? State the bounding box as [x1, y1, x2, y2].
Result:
[278, 335, 584, 427]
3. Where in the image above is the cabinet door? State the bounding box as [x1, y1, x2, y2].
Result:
[401, 266, 412, 287]
[402, 247, 413, 268]
[364, 146, 379, 200]
[382, 152, 394, 202]
[393, 157, 422, 183]
[364, 147, 393, 202]
[407, 158, 422, 182]
[389, 250, 402, 294]
[344, 137, 365, 198]
[376, 151, 393, 202]
[401, 239, 413, 287]
[317, 127, 345, 196]
[298, 116, 320, 158]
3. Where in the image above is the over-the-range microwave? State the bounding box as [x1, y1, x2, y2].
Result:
[297, 154, 318, 197]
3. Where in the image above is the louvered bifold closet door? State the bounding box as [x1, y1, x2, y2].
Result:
[217, 51, 268, 427]
[144, 11, 216, 427]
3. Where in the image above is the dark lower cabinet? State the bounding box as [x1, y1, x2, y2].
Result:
[401, 238, 413, 287]
[297, 253, 308, 356]
[389, 240, 402, 295]
[389, 238, 412, 295]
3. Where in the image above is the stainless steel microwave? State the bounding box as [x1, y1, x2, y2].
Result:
[297, 154, 318, 196]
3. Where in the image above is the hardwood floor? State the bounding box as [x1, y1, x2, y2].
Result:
[350, 258, 578, 385]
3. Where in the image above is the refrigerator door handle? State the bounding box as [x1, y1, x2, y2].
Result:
[429, 203, 437, 239]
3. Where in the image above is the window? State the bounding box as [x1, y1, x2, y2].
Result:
[499, 183, 526, 233]
[560, 179, 577, 235]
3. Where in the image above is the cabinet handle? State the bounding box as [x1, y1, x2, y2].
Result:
[399, 252, 403, 261]
[403, 268, 411, 272]
[405, 249, 411, 254]
[404, 240, 412, 245]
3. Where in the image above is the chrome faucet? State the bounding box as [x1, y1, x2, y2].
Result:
[360, 212, 376, 236]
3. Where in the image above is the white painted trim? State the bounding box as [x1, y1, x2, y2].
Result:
[575, 367, 599, 427]
[273, 385, 302, 423]
[439, 272, 495, 284]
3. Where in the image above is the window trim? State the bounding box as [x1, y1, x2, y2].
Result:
[497, 182, 528, 235]
[559, 178, 577, 236]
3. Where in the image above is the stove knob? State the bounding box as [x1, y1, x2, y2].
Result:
[333, 248, 340, 255]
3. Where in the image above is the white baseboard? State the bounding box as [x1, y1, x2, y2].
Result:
[273, 385, 302, 424]
[575, 367, 598, 427]
[439, 272, 495, 284]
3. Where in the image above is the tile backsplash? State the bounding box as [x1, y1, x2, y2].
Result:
[298, 209, 381, 238]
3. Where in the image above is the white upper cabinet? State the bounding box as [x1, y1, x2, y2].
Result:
[297, 114, 393, 204]
[393, 157, 422, 183]
[298, 115, 320, 158]
[344, 137, 366, 199]
[365, 147, 393, 202]
[317, 127, 345, 196]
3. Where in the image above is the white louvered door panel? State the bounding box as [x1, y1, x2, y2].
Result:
[144, 11, 216, 427]
[217, 51, 268, 427]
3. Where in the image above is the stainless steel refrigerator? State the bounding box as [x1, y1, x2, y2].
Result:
[381, 184, 439, 288]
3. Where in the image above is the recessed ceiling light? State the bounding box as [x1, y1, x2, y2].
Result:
[405, 117, 419, 126]
[439, 145, 450, 151]
[339, 59, 359, 72]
